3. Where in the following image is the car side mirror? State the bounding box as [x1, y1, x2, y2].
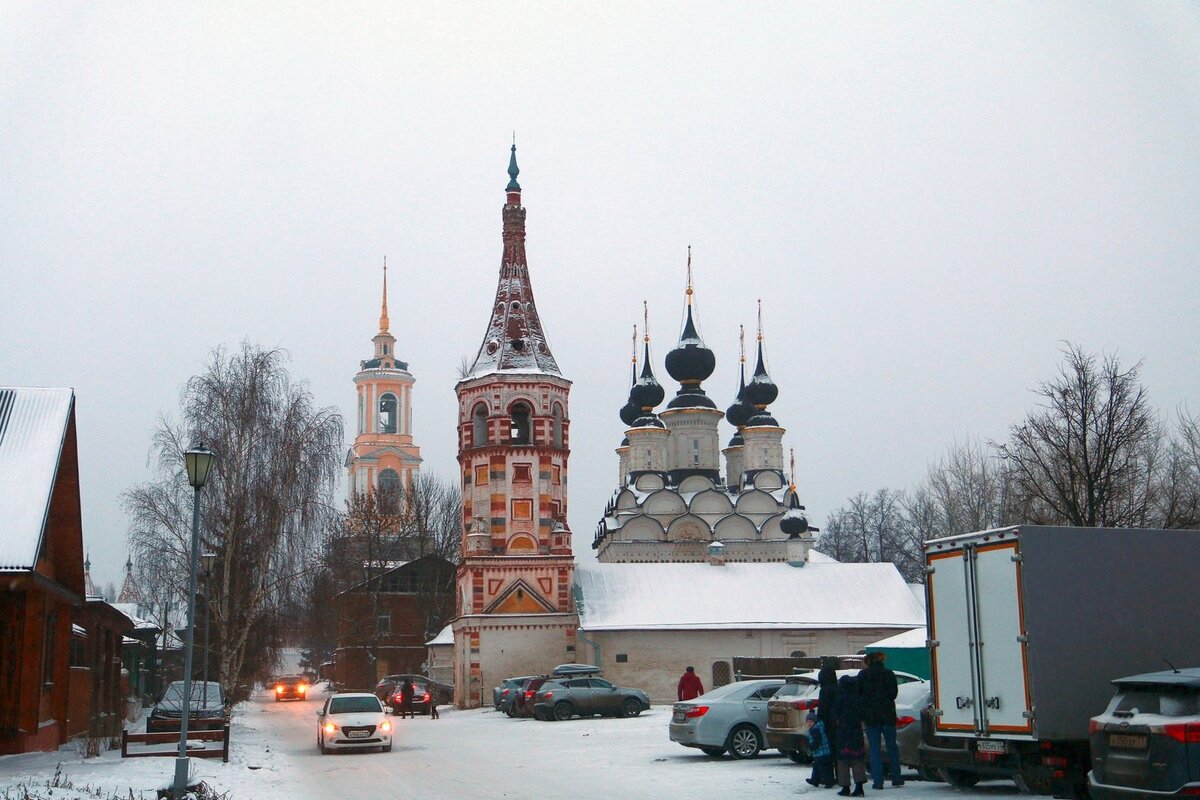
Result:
[316, 710, 323, 717]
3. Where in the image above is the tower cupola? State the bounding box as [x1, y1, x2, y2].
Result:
[664, 249, 717, 409]
[725, 325, 756, 443]
[619, 326, 641, 428]
[630, 304, 665, 428]
[744, 302, 779, 426]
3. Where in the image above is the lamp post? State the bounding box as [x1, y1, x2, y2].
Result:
[201, 553, 216, 691]
[174, 444, 215, 798]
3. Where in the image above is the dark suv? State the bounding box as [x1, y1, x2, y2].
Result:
[1088, 667, 1200, 800]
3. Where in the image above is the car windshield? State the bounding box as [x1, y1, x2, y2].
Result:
[329, 696, 382, 714]
[1112, 686, 1200, 717]
[163, 682, 223, 704]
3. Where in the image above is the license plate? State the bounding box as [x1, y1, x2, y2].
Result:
[976, 739, 1006, 753]
[672, 711, 685, 723]
[347, 730, 369, 739]
[769, 711, 787, 726]
[1109, 734, 1147, 749]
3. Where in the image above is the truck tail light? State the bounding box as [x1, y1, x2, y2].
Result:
[1161, 723, 1200, 744]
[684, 705, 709, 719]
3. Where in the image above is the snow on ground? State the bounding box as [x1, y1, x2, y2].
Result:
[0, 685, 1023, 800]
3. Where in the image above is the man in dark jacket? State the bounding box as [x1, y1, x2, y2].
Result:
[857, 652, 903, 788]
[677, 666, 704, 701]
[817, 657, 839, 756]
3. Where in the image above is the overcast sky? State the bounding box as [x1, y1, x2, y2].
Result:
[3, 3, 1198, 589]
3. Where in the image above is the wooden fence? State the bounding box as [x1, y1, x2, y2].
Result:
[121, 724, 230, 763]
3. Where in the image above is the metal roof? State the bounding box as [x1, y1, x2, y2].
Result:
[0, 387, 74, 570]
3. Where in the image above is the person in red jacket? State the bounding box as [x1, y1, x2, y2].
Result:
[677, 666, 704, 701]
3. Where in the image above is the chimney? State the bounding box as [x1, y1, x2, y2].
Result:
[708, 540, 726, 566]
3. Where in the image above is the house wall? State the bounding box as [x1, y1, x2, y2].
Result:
[0, 585, 73, 755]
[581, 627, 906, 704]
[452, 613, 577, 708]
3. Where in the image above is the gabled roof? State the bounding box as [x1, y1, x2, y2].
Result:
[575, 561, 924, 632]
[425, 624, 453, 646]
[0, 387, 75, 570]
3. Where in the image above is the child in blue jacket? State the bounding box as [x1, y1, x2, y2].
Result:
[805, 710, 836, 788]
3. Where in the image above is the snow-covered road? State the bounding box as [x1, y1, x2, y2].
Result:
[0, 687, 1027, 800]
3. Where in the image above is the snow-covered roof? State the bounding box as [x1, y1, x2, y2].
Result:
[868, 627, 927, 649]
[575, 561, 925, 632]
[0, 387, 74, 571]
[426, 624, 453, 646]
[109, 603, 161, 632]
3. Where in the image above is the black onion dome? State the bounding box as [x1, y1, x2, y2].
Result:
[630, 341, 665, 411]
[725, 362, 755, 428]
[665, 305, 716, 384]
[743, 338, 779, 408]
[620, 401, 640, 427]
[632, 413, 665, 429]
[746, 411, 779, 427]
[780, 491, 809, 538]
[727, 430, 744, 447]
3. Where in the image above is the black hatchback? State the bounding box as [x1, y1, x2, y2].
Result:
[1088, 667, 1200, 800]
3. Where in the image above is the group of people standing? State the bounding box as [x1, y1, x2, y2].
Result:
[806, 652, 904, 796]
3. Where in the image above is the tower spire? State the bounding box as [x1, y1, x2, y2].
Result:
[685, 245, 693, 305]
[507, 143, 521, 193]
[379, 257, 390, 334]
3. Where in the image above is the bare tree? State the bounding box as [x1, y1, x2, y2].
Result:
[908, 438, 1014, 541]
[995, 344, 1163, 527]
[819, 489, 923, 581]
[124, 342, 342, 692]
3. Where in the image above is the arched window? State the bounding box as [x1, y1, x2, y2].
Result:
[379, 393, 398, 434]
[552, 403, 564, 448]
[378, 468, 401, 513]
[510, 402, 532, 445]
[471, 403, 488, 447]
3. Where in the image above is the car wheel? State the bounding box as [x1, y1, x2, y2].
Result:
[619, 698, 643, 718]
[939, 768, 980, 788]
[383, 742, 393, 753]
[318, 734, 327, 755]
[700, 745, 725, 757]
[916, 766, 941, 782]
[505, 705, 516, 718]
[726, 724, 762, 759]
[786, 750, 810, 764]
[552, 702, 574, 721]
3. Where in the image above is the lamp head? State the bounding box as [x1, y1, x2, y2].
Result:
[185, 444, 216, 488]
[201, 552, 217, 575]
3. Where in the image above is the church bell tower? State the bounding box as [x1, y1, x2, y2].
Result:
[451, 146, 576, 708]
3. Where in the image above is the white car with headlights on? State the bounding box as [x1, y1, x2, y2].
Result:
[317, 693, 393, 753]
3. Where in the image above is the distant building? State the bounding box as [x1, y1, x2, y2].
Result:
[346, 262, 423, 497]
[451, 147, 576, 708]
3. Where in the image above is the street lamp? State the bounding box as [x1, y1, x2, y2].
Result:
[174, 443, 215, 798]
[201, 553, 217, 691]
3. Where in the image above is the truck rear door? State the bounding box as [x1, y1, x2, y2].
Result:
[929, 546, 978, 733]
[928, 538, 1032, 736]
[973, 542, 1032, 734]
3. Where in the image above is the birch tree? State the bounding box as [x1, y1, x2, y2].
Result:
[125, 342, 342, 692]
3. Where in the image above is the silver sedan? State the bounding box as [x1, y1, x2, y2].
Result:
[669, 678, 784, 759]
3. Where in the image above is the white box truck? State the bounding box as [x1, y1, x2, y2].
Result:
[920, 525, 1200, 797]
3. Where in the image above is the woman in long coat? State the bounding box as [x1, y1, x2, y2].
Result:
[832, 674, 868, 797]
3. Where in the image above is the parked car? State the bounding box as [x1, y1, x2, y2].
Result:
[494, 675, 537, 710]
[316, 692, 393, 754]
[384, 676, 436, 716]
[767, 669, 925, 765]
[147, 681, 228, 733]
[670, 678, 784, 759]
[271, 674, 309, 701]
[531, 676, 650, 721]
[515, 676, 552, 718]
[1088, 667, 1200, 800]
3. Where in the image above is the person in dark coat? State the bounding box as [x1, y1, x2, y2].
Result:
[858, 652, 903, 788]
[399, 678, 415, 719]
[677, 666, 704, 701]
[832, 674, 867, 797]
[817, 657, 840, 756]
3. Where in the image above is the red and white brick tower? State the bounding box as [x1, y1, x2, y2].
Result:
[452, 146, 576, 707]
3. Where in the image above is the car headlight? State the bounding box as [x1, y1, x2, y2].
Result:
[323, 722, 338, 734]
[380, 720, 392, 732]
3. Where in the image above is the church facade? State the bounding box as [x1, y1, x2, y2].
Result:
[451, 147, 577, 708]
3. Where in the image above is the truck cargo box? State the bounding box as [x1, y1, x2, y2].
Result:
[926, 526, 1200, 741]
